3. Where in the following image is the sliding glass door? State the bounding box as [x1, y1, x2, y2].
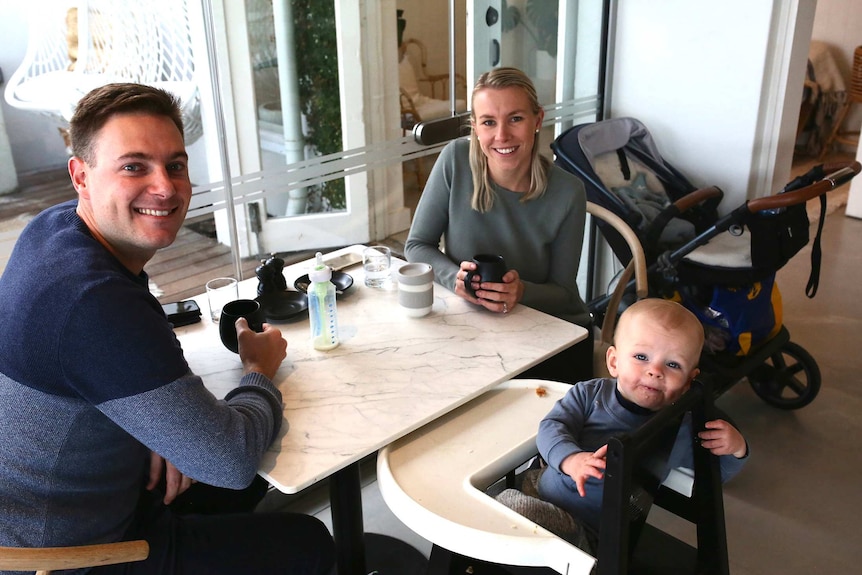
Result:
[193, 0, 607, 273]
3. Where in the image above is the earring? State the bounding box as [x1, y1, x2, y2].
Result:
[535, 129, 540, 134]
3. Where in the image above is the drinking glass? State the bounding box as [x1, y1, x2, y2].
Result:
[363, 246, 391, 288]
[206, 277, 239, 323]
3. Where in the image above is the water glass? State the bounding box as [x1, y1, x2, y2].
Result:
[363, 246, 391, 288]
[206, 277, 239, 323]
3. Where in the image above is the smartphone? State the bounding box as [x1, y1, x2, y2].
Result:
[161, 299, 202, 327]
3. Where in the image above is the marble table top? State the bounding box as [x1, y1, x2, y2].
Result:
[175, 245, 587, 494]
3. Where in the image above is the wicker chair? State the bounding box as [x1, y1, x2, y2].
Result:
[4, 0, 202, 146]
[399, 38, 467, 186]
[0, 540, 149, 575]
[819, 45, 862, 159]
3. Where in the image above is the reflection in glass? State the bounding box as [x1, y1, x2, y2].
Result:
[246, 0, 344, 217]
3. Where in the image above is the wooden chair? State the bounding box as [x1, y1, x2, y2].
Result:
[0, 539, 149, 574]
[819, 45, 862, 159]
[398, 38, 467, 187]
[398, 38, 467, 122]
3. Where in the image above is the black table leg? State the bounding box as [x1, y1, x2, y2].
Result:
[330, 463, 366, 575]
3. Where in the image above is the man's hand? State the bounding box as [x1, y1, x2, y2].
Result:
[559, 444, 608, 497]
[147, 451, 195, 505]
[236, 318, 287, 380]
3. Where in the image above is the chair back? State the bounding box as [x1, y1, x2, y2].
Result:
[0, 539, 149, 574]
[849, 45, 862, 102]
[597, 379, 729, 575]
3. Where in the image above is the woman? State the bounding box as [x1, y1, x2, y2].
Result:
[405, 67, 592, 382]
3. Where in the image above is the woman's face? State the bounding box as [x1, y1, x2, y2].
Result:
[472, 86, 543, 181]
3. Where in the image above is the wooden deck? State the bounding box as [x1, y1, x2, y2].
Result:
[1, 168, 406, 303]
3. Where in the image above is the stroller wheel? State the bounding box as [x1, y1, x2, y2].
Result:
[747, 341, 821, 409]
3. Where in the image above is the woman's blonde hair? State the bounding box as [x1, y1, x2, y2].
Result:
[469, 67, 551, 212]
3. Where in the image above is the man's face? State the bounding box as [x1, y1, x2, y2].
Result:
[70, 113, 191, 273]
[606, 314, 701, 411]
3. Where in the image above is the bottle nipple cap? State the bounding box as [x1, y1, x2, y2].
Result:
[309, 252, 332, 282]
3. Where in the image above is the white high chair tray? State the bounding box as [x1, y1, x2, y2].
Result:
[377, 379, 596, 575]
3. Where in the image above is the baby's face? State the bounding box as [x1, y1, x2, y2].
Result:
[607, 314, 701, 411]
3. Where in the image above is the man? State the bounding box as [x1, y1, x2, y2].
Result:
[0, 84, 334, 574]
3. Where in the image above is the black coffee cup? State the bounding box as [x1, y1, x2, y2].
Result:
[219, 299, 265, 353]
[463, 254, 507, 298]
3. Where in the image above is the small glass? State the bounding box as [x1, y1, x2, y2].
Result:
[363, 245, 391, 288]
[206, 277, 239, 323]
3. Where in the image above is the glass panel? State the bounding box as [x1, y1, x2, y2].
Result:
[1, 0, 609, 300]
[246, 0, 345, 216]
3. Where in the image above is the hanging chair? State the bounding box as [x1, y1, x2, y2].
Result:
[4, 0, 203, 145]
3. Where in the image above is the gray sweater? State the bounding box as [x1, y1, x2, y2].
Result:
[405, 138, 590, 326]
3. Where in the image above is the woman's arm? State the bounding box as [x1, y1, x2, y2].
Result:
[405, 142, 462, 290]
[520, 171, 589, 323]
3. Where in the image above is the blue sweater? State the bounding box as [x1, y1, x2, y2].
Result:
[0, 201, 283, 553]
[537, 378, 747, 532]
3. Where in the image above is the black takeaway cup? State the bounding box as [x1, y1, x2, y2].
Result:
[463, 254, 507, 299]
[219, 299, 265, 353]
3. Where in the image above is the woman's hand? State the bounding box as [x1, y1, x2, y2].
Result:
[455, 261, 524, 314]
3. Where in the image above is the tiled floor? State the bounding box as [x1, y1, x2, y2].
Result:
[260, 158, 862, 574]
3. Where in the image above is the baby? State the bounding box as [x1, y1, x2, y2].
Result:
[536, 298, 748, 534]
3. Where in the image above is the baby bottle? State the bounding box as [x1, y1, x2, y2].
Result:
[308, 252, 340, 350]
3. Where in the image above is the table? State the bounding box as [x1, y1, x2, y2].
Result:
[174, 244, 588, 575]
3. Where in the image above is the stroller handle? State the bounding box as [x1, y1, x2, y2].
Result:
[673, 186, 724, 213]
[747, 161, 861, 213]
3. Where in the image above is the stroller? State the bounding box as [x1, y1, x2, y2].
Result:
[552, 117, 861, 410]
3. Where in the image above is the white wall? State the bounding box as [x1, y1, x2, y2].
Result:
[610, 1, 815, 211]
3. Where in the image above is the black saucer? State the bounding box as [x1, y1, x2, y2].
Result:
[293, 271, 354, 297]
[255, 291, 308, 322]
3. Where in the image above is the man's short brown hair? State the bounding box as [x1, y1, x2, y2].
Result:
[69, 83, 184, 164]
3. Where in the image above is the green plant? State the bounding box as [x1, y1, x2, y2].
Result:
[292, 0, 345, 210]
[501, 0, 559, 57]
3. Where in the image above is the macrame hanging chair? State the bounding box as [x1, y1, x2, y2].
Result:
[4, 0, 203, 146]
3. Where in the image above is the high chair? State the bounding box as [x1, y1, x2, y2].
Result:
[377, 378, 728, 575]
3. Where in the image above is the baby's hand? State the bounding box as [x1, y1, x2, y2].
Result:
[560, 444, 608, 497]
[698, 419, 747, 458]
